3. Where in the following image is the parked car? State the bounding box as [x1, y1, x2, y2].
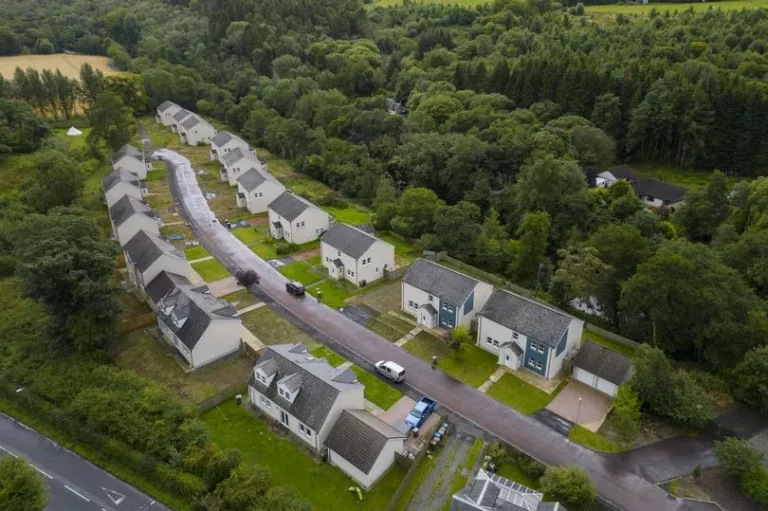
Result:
[375, 361, 405, 383]
[405, 397, 436, 429]
[286, 281, 305, 297]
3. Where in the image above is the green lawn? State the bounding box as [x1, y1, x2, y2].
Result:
[486, 373, 554, 414]
[279, 261, 326, 286]
[496, 462, 541, 490]
[582, 329, 637, 358]
[308, 345, 346, 367]
[192, 258, 230, 282]
[202, 401, 404, 511]
[145, 168, 167, 182]
[569, 425, 624, 453]
[232, 227, 262, 244]
[378, 232, 420, 265]
[240, 306, 302, 345]
[404, 332, 498, 388]
[366, 314, 414, 342]
[632, 163, 747, 190]
[322, 205, 373, 226]
[221, 289, 259, 310]
[184, 245, 210, 260]
[308, 280, 355, 309]
[351, 366, 403, 410]
[586, 0, 768, 14]
[306, 255, 322, 266]
[370, 0, 490, 7]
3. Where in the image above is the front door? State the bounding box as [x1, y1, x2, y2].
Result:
[280, 410, 289, 426]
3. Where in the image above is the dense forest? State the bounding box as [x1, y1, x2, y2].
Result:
[1, 0, 768, 506]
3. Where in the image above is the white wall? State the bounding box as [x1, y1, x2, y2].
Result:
[113, 157, 147, 179]
[321, 240, 394, 287]
[157, 105, 182, 126]
[225, 157, 259, 186]
[212, 139, 250, 164]
[105, 183, 143, 207]
[157, 318, 192, 363]
[243, 181, 286, 214]
[181, 122, 217, 146]
[115, 215, 160, 246]
[190, 318, 242, 368]
[137, 256, 192, 292]
[268, 209, 285, 239]
[282, 208, 331, 245]
[401, 282, 432, 318]
[477, 316, 527, 356]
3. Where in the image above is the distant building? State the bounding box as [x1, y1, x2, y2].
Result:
[102, 168, 146, 207]
[179, 114, 217, 146]
[221, 147, 260, 186]
[236, 167, 286, 214]
[111, 145, 147, 179]
[155, 100, 183, 126]
[170, 108, 193, 133]
[320, 223, 395, 286]
[209, 131, 250, 163]
[572, 341, 633, 397]
[598, 165, 687, 210]
[268, 192, 332, 245]
[108, 195, 159, 246]
[122, 230, 191, 294]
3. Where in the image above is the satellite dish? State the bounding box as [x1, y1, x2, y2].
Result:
[66, 126, 83, 136]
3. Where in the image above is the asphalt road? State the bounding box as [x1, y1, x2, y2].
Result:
[0, 413, 166, 511]
[159, 149, 697, 511]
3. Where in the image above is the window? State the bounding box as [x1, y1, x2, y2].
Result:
[375, 267, 379, 272]
[408, 300, 416, 309]
[325, 257, 330, 262]
[442, 303, 453, 313]
[347, 269, 352, 276]
[513, 332, 519, 340]
[350, 271, 355, 277]
[260, 396, 271, 409]
[337, 251, 341, 257]
[428, 295, 434, 302]
[367, 257, 371, 263]
[384, 263, 388, 269]
[296, 222, 300, 228]
[530, 341, 545, 354]
[361, 259, 366, 266]
[299, 423, 312, 438]
[301, 221, 305, 227]
[527, 358, 543, 370]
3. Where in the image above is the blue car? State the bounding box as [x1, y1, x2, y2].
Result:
[405, 397, 436, 429]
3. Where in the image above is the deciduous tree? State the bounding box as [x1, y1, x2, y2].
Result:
[0, 457, 47, 511]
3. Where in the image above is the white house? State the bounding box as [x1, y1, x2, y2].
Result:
[210, 131, 250, 163]
[598, 165, 687, 211]
[268, 192, 331, 245]
[236, 167, 286, 214]
[156, 283, 242, 369]
[320, 223, 394, 287]
[111, 145, 147, 179]
[221, 147, 260, 186]
[145, 270, 192, 310]
[122, 230, 192, 293]
[108, 195, 159, 246]
[170, 108, 193, 133]
[401, 259, 493, 331]
[326, 409, 406, 490]
[248, 343, 364, 452]
[155, 100, 182, 126]
[450, 469, 561, 511]
[179, 115, 217, 146]
[477, 289, 584, 380]
[102, 168, 146, 207]
[572, 341, 632, 397]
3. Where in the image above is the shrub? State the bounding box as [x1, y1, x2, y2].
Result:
[287, 243, 299, 252]
[539, 466, 596, 510]
[487, 442, 513, 466]
[0, 254, 16, 276]
[610, 385, 641, 446]
[235, 270, 259, 287]
[714, 437, 764, 480]
[275, 243, 290, 255]
[742, 467, 768, 507]
[731, 346, 768, 414]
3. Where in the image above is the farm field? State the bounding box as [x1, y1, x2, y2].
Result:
[370, 0, 490, 7]
[586, 0, 768, 14]
[0, 54, 119, 79]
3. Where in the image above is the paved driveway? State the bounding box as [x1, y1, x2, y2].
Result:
[159, 149, 691, 511]
[547, 381, 613, 432]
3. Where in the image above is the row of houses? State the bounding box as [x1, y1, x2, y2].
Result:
[103, 144, 243, 370]
[156, 101, 218, 146]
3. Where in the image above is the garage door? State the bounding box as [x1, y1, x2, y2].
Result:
[596, 378, 618, 397]
[574, 367, 598, 388]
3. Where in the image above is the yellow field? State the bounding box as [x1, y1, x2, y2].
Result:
[0, 54, 118, 80]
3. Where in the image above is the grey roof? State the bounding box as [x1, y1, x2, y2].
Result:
[180, 115, 202, 130]
[145, 271, 191, 306]
[332, 258, 343, 268]
[272, 221, 282, 229]
[110, 144, 142, 164]
[109, 195, 156, 228]
[157, 284, 238, 349]
[479, 290, 573, 349]
[123, 230, 185, 273]
[248, 343, 362, 431]
[601, 164, 638, 182]
[321, 223, 382, 259]
[237, 167, 280, 192]
[268, 191, 317, 222]
[279, 373, 304, 393]
[172, 108, 192, 122]
[255, 358, 278, 377]
[631, 178, 687, 204]
[501, 342, 524, 357]
[326, 409, 405, 475]
[157, 100, 178, 113]
[420, 303, 437, 316]
[403, 259, 479, 306]
[574, 341, 632, 386]
[211, 131, 243, 148]
[102, 168, 141, 193]
[222, 147, 257, 167]
[450, 470, 545, 511]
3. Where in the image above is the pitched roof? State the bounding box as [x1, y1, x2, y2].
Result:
[157, 100, 178, 113]
[326, 409, 405, 475]
[222, 147, 258, 167]
[573, 341, 632, 386]
[145, 271, 191, 306]
[601, 164, 639, 182]
[451, 470, 545, 511]
[403, 259, 479, 306]
[321, 223, 384, 259]
[237, 167, 281, 192]
[102, 168, 141, 193]
[210, 131, 242, 148]
[479, 290, 573, 348]
[123, 230, 185, 273]
[157, 284, 238, 349]
[172, 108, 192, 122]
[248, 343, 362, 431]
[268, 191, 317, 222]
[110, 144, 143, 164]
[180, 115, 202, 130]
[109, 195, 156, 228]
[631, 178, 687, 204]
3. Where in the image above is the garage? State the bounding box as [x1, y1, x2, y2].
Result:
[572, 341, 632, 398]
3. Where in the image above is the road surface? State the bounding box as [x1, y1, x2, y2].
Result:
[0, 413, 167, 511]
[158, 149, 695, 511]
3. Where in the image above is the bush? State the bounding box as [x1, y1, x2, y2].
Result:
[0, 254, 17, 276]
[714, 437, 764, 480]
[287, 243, 299, 252]
[610, 385, 641, 446]
[235, 270, 259, 287]
[275, 243, 290, 255]
[742, 467, 768, 507]
[731, 346, 768, 414]
[539, 466, 596, 510]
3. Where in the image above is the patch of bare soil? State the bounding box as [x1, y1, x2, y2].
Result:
[697, 467, 764, 511]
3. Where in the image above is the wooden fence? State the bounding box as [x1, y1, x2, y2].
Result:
[119, 311, 157, 334]
[385, 447, 428, 511]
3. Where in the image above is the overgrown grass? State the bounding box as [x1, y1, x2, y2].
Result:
[442, 438, 485, 510]
[366, 315, 414, 342]
[351, 366, 403, 410]
[393, 452, 438, 511]
[240, 306, 302, 345]
[221, 289, 259, 310]
[279, 261, 326, 286]
[496, 462, 541, 489]
[370, 0, 490, 8]
[322, 204, 373, 226]
[192, 258, 230, 282]
[378, 232, 420, 265]
[202, 401, 404, 511]
[486, 373, 554, 414]
[404, 332, 498, 388]
[586, 0, 768, 15]
[581, 329, 637, 358]
[632, 163, 748, 189]
[569, 425, 624, 453]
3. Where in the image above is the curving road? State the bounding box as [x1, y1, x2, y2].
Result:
[158, 149, 692, 511]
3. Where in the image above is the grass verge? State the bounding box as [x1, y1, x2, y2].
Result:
[486, 373, 554, 415]
[404, 332, 497, 388]
[569, 425, 624, 453]
[279, 261, 325, 286]
[351, 366, 403, 410]
[192, 258, 230, 282]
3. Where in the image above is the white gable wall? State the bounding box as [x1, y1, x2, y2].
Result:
[114, 215, 160, 246]
[243, 180, 286, 214]
[225, 158, 258, 186]
[189, 318, 242, 368]
[283, 208, 331, 245]
[113, 156, 147, 179]
[181, 122, 217, 146]
[477, 316, 527, 358]
[156, 104, 182, 126]
[322, 240, 394, 286]
[130, 256, 192, 294]
[401, 282, 432, 318]
[105, 183, 143, 207]
[212, 139, 250, 163]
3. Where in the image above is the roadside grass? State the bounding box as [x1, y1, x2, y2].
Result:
[632, 163, 747, 190]
[586, 0, 768, 14]
[307, 280, 355, 309]
[308, 345, 346, 367]
[279, 261, 326, 286]
[322, 204, 373, 225]
[240, 306, 302, 345]
[569, 425, 624, 453]
[232, 226, 261, 244]
[192, 258, 230, 282]
[404, 331, 497, 388]
[496, 462, 541, 489]
[366, 314, 414, 342]
[661, 477, 712, 501]
[185, 245, 210, 260]
[351, 366, 403, 410]
[581, 329, 637, 358]
[146, 168, 167, 182]
[486, 373, 554, 415]
[110, 329, 253, 406]
[221, 289, 259, 310]
[246, 227, 278, 260]
[202, 400, 404, 511]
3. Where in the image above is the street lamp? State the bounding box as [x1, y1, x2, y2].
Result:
[576, 397, 583, 424]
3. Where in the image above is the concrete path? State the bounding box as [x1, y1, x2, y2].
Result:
[207, 276, 242, 297]
[158, 148, 692, 511]
[337, 361, 353, 371]
[395, 327, 421, 347]
[189, 255, 214, 264]
[237, 302, 265, 315]
[478, 367, 507, 394]
[240, 325, 265, 354]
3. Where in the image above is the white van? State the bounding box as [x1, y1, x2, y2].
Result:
[375, 360, 405, 383]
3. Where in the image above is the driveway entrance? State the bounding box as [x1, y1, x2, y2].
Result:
[547, 381, 613, 432]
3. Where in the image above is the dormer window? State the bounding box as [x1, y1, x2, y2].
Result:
[171, 311, 187, 328]
[277, 373, 302, 403]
